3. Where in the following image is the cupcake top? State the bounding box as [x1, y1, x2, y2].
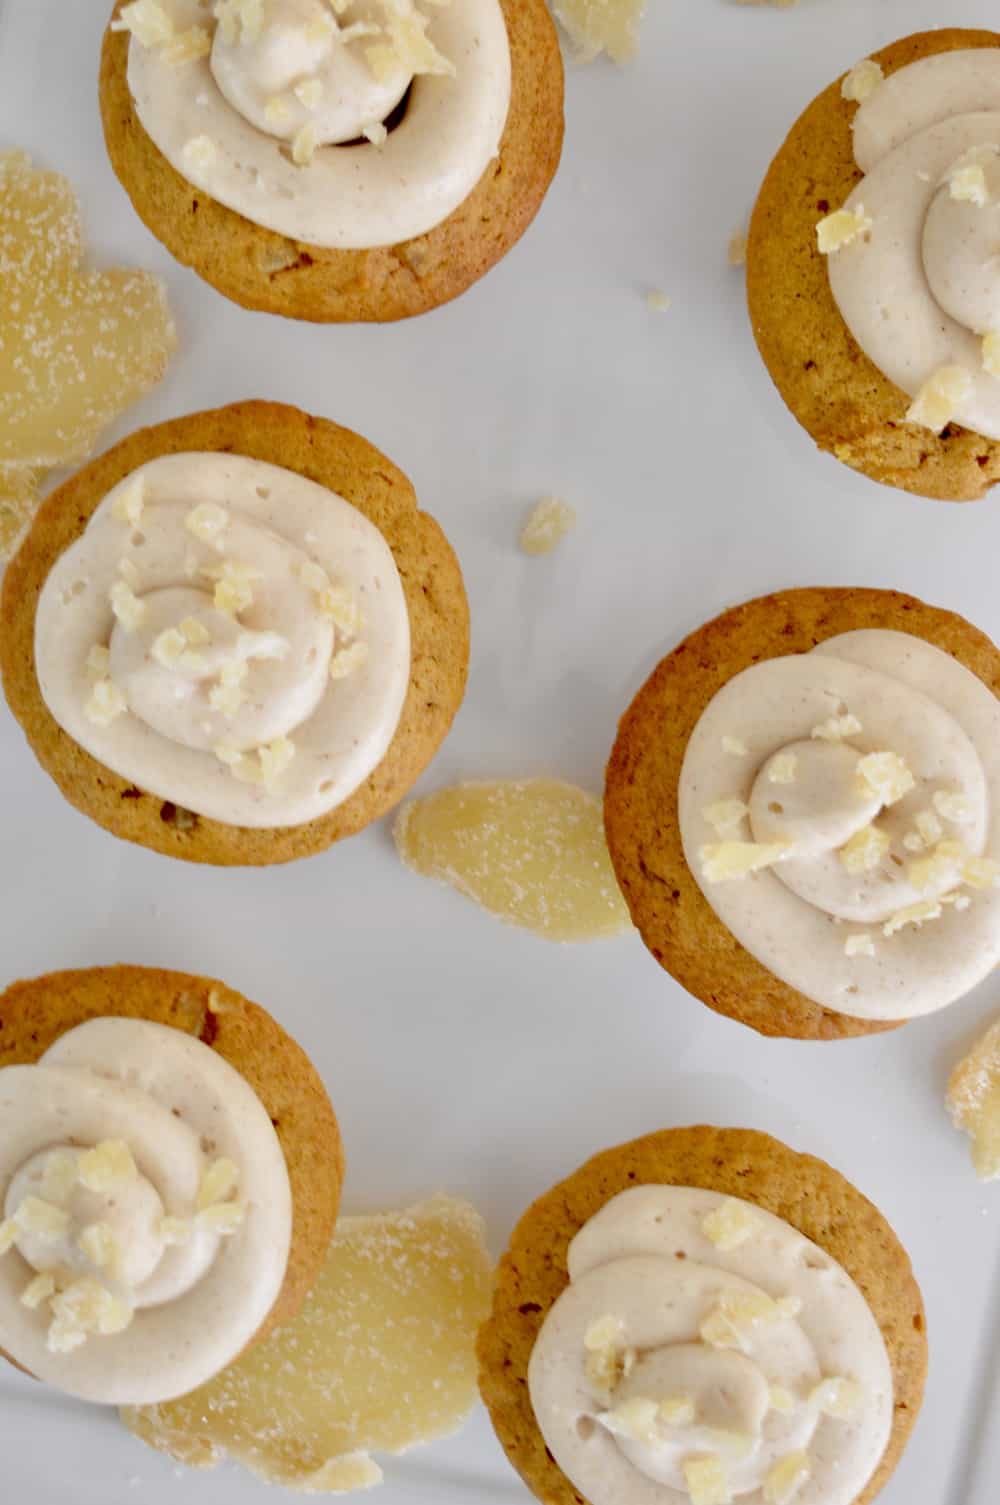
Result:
[34, 451, 410, 828]
[115, 0, 512, 249]
[820, 48, 1000, 437]
[0, 1016, 291, 1404]
[678, 628, 1000, 1021]
[528, 1185, 892, 1505]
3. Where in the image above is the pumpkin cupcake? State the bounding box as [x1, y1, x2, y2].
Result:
[100, 0, 564, 321]
[0, 964, 341, 1405]
[0, 400, 469, 865]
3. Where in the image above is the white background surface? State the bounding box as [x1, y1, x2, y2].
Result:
[1, 1, 998, 1501]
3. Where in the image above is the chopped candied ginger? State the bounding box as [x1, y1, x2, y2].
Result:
[948, 1013, 1000, 1180]
[702, 800, 749, 837]
[763, 1451, 811, 1504]
[983, 331, 1000, 379]
[811, 712, 861, 742]
[702, 1198, 757, 1251]
[838, 825, 889, 875]
[598, 1396, 660, 1443]
[123, 1197, 492, 1489]
[520, 495, 577, 556]
[0, 152, 175, 476]
[394, 779, 631, 942]
[553, 0, 646, 62]
[949, 163, 989, 207]
[841, 59, 883, 104]
[905, 366, 973, 434]
[700, 841, 790, 883]
[727, 228, 748, 267]
[817, 205, 872, 254]
[856, 751, 914, 807]
[682, 1454, 731, 1505]
[809, 1376, 862, 1418]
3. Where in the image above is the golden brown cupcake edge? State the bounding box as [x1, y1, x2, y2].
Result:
[478, 1126, 927, 1505]
[0, 400, 470, 866]
[99, 0, 565, 323]
[604, 586, 1000, 1039]
[0, 964, 344, 1360]
[747, 28, 1000, 502]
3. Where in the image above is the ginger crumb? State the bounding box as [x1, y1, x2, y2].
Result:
[78, 1140, 138, 1192]
[838, 825, 889, 875]
[164, 25, 212, 65]
[702, 800, 749, 837]
[520, 496, 577, 556]
[682, 1454, 730, 1505]
[905, 365, 973, 433]
[702, 1198, 757, 1250]
[768, 753, 797, 784]
[817, 204, 873, 254]
[856, 751, 915, 806]
[111, 0, 175, 47]
[763, 1451, 811, 1504]
[646, 289, 671, 313]
[948, 1013, 1000, 1180]
[811, 712, 861, 742]
[982, 331, 1000, 378]
[841, 59, 884, 104]
[553, 0, 646, 63]
[809, 1376, 862, 1418]
[85, 678, 128, 727]
[727, 228, 748, 267]
[395, 779, 631, 942]
[700, 840, 790, 883]
[949, 163, 989, 207]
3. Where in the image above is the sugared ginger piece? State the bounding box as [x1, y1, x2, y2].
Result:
[553, 0, 646, 63]
[948, 1013, 1000, 1180]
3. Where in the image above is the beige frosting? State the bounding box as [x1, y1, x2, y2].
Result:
[678, 630, 1000, 1020]
[528, 1186, 892, 1505]
[0, 1019, 291, 1405]
[827, 50, 1000, 438]
[34, 452, 410, 828]
[123, 0, 512, 249]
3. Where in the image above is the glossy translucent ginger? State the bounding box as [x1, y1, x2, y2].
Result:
[395, 779, 632, 942]
[553, 0, 646, 63]
[122, 1197, 492, 1491]
[948, 1014, 1000, 1180]
[0, 150, 175, 493]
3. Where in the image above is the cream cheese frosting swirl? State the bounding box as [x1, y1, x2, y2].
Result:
[34, 452, 410, 829]
[678, 630, 1000, 1021]
[825, 50, 1000, 438]
[119, 0, 512, 249]
[0, 1018, 291, 1405]
[528, 1186, 892, 1505]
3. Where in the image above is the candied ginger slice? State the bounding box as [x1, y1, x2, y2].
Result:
[0, 153, 176, 470]
[553, 0, 646, 63]
[0, 464, 43, 561]
[947, 1014, 1000, 1181]
[122, 1197, 492, 1489]
[394, 779, 632, 942]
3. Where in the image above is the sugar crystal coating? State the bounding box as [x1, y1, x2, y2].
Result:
[553, 0, 646, 62]
[948, 1013, 1000, 1180]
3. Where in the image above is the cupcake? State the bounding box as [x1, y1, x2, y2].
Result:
[747, 28, 1000, 500]
[100, 0, 564, 322]
[605, 588, 1000, 1039]
[0, 400, 469, 865]
[0, 964, 342, 1405]
[479, 1127, 926, 1505]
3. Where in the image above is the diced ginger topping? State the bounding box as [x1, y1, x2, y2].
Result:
[183, 135, 218, 173]
[768, 753, 797, 784]
[845, 933, 875, 958]
[216, 736, 297, 788]
[915, 809, 944, 846]
[841, 58, 884, 103]
[86, 644, 111, 678]
[811, 712, 862, 742]
[215, 0, 266, 45]
[702, 1198, 757, 1251]
[185, 503, 229, 543]
[180, 615, 211, 647]
[856, 750, 915, 806]
[763, 1451, 811, 1504]
[111, 0, 175, 47]
[330, 640, 369, 680]
[809, 1376, 863, 1418]
[817, 205, 872, 255]
[79, 1222, 121, 1276]
[584, 1314, 625, 1352]
[211, 560, 261, 616]
[13, 1196, 70, 1242]
[520, 495, 577, 555]
[78, 1139, 138, 1193]
[682, 1453, 731, 1505]
[292, 122, 318, 166]
[883, 898, 943, 938]
[48, 1278, 133, 1353]
[768, 1385, 796, 1415]
[21, 1271, 57, 1310]
[727, 228, 748, 267]
[159, 1216, 193, 1246]
[40, 1150, 79, 1203]
[164, 25, 213, 64]
[197, 1201, 246, 1236]
[722, 736, 748, 757]
[983, 331, 1000, 378]
[111, 476, 145, 526]
[700, 1291, 801, 1352]
[905, 365, 973, 433]
[947, 1013, 1000, 1180]
[552, 0, 646, 64]
[838, 824, 889, 874]
[949, 162, 989, 207]
[647, 289, 672, 313]
[198, 1157, 240, 1211]
[209, 658, 249, 718]
[85, 678, 128, 726]
[0, 1219, 18, 1256]
[265, 95, 290, 123]
[702, 800, 750, 837]
[110, 579, 146, 632]
[660, 1395, 696, 1426]
[700, 841, 791, 883]
[364, 122, 389, 146]
[908, 840, 965, 894]
[366, 6, 456, 85]
[598, 1396, 660, 1443]
[963, 855, 1000, 889]
[294, 77, 324, 110]
[933, 789, 972, 825]
[152, 627, 206, 672]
